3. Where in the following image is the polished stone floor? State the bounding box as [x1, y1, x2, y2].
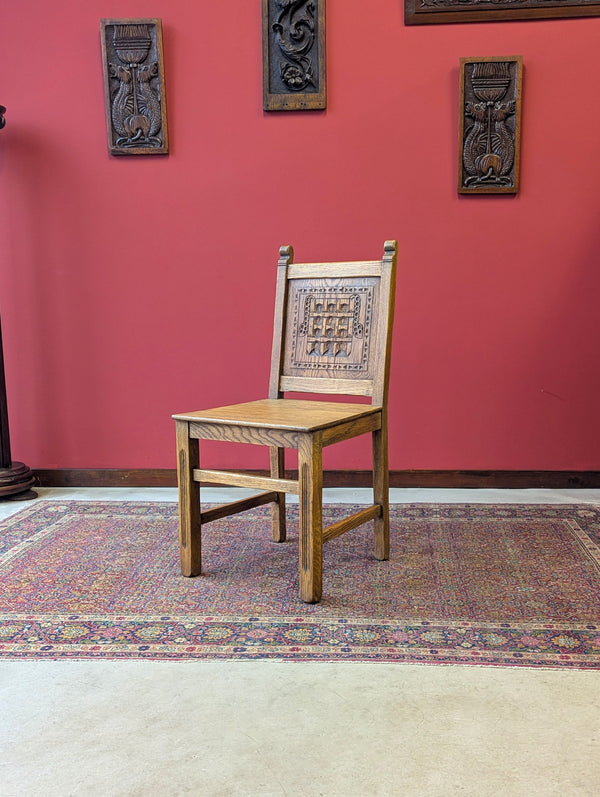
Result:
[2, 488, 600, 796]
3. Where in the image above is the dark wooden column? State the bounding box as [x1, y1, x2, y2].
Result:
[0, 105, 36, 500]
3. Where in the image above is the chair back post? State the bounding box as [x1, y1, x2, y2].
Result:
[372, 240, 398, 410]
[268, 245, 294, 399]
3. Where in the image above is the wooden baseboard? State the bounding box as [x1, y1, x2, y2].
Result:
[33, 468, 600, 489]
[34, 469, 179, 488]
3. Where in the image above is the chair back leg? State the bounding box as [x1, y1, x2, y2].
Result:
[269, 446, 287, 542]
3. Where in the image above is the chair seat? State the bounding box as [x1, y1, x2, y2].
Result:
[173, 398, 381, 433]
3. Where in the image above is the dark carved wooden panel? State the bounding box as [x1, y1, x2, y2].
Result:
[262, 0, 326, 111]
[458, 57, 522, 196]
[405, 0, 600, 25]
[100, 19, 168, 155]
[283, 278, 380, 381]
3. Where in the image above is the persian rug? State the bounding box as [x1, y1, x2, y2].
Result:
[1, 501, 600, 667]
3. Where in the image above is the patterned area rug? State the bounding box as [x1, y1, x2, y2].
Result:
[1, 501, 600, 667]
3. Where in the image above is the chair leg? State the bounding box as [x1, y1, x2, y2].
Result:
[373, 425, 390, 561]
[175, 420, 202, 576]
[297, 433, 323, 603]
[269, 446, 286, 543]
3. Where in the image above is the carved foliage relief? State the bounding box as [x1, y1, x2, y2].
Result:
[262, 0, 326, 111]
[458, 57, 522, 195]
[286, 283, 375, 375]
[101, 19, 168, 155]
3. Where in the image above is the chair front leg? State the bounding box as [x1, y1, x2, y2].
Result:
[297, 433, 323, 603]
[269, 446, 286, 543]
[372, 423, 390, 561]
[175, 420, 202, 576]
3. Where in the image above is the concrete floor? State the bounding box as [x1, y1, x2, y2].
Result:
[2, 488, 600, 796]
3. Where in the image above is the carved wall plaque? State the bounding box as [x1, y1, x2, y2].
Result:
[100, 19, 168, 155]
[458, 57, 522, 195]
[262, 0, 326, 111]
[405, 0, 600, 25]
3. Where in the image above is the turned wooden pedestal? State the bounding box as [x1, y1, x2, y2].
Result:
[0, 319, 36, 500]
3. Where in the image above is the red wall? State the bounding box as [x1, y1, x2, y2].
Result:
[1, 1, 599, 471]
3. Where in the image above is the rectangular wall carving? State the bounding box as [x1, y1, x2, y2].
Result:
[458, 57, 522, 195]
[100, 19, 169, 155]
[405, 0, 600, 25]
[262, 0, 326, 111]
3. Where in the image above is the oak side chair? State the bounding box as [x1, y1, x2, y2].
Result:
[173, 240, 398, 603]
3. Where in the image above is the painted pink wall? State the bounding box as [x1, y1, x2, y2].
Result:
[1, 1, 599, 471]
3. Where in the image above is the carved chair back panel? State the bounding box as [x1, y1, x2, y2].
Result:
[281, 276, 381, 392]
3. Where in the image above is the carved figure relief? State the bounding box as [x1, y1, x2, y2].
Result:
[262, 0, 326, 111]
[289, 286, 374, 372]
[100, 19, 168, 155]
[458, 57, 522, 195]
